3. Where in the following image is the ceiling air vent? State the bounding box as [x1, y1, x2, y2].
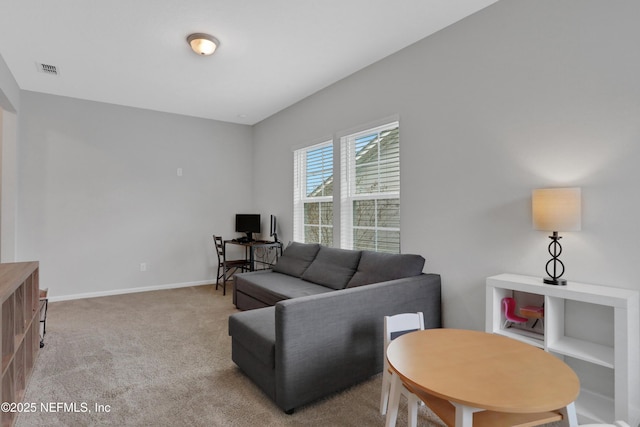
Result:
[36, 62, 59, 75]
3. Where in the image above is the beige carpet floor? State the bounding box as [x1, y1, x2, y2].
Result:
[16, 285, 563, 427]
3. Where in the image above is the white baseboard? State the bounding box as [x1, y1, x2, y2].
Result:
[47, 280, 215, 302]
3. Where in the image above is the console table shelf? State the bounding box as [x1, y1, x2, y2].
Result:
[486, 273, 639, 426]
[0, 262, 40, 427]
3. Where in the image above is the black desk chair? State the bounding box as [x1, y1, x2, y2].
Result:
[213, 235, 250, 295]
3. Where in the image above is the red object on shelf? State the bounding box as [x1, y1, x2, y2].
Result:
[502, 297, 528, 327]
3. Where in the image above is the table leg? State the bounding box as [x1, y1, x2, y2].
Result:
[452, 402, 483, 427]
[385, 374, 402, 427]
[558, 402, 578, 427]
[223, 242, 228, 281]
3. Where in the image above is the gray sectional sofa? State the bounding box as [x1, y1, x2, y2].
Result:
[228, 242, 442, 413]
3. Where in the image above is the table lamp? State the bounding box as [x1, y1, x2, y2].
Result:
[532, 187, 581, 285]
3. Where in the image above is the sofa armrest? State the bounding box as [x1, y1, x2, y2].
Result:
[273, 273, 441, 411]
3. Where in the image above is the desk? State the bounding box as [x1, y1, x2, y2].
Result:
[224, 240, 282, 271]
[385, 329, 580, 427]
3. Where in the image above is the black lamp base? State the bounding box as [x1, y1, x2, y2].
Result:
[543, 231, 568, 286]
[543, 277, 567, 286]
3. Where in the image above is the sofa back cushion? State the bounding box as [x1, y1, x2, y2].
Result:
[301, 246, 362, 290]
[272, 242, 321, 278]
[346, 251, 425, 288]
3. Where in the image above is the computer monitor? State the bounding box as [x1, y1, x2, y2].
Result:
[235, 214, 260, 242]
[270, 215, 278, 242]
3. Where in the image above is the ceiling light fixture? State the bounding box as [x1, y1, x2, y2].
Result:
[187, 33, 219, 56]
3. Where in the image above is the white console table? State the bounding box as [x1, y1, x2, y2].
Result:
[486, 274, 639, 426]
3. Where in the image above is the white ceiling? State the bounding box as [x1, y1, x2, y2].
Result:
[0, 0, 498, 125]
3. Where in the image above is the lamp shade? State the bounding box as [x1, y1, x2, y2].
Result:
[532, 187, 581, 232]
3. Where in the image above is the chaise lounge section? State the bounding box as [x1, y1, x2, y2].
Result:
[228, 242, 442, 413]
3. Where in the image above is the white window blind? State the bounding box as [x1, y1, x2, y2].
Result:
[293, 141, 334, 245]
[340, 122, 400, 253]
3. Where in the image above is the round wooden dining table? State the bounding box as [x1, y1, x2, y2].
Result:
[385, 329, 581, 427]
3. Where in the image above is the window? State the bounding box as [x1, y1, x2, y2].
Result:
[340, 122, 400, 253]
[292, 120, 400, 252]
[293, 141, 333, 245]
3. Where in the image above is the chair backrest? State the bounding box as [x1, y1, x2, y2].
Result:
[502, 297, 527, 322]
[213, 235, 224, 263]
[384, 312, 425, 350]
[502, 297, 516, 316]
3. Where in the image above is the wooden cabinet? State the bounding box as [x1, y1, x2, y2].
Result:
[0, 262, 40, 427]
[486, 274, 639, 426]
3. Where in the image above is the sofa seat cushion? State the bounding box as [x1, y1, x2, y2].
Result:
[301, 246, 362, 290]
[272, 242, 321, 278]
[235, 270, 333, 306]
[347, 251, 425, 288]
[228, 306, 276, 367]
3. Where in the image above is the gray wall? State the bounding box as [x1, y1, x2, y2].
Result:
[0, 53, 19, 112]
[0, 54, 19, 262]
[17, 91, 254, 298]
[253, 0, 640, 330]
[0, 107, 18, 262]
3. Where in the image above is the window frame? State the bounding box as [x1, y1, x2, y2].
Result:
[340, 121, 400, 253]
[293, 140, 334, 245]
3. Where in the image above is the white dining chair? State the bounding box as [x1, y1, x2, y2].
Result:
[380, 312, 424, 427]
[580, 422, 630, 427]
